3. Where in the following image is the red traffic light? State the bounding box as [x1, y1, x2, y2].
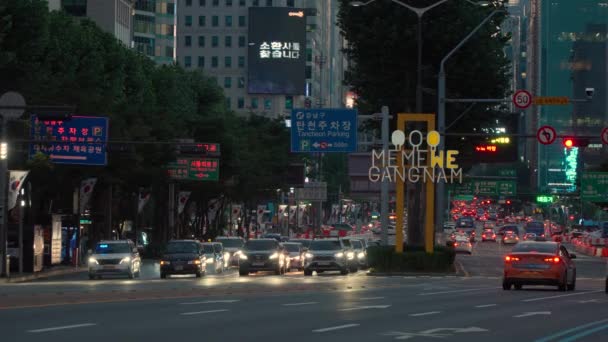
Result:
[506, 200, 512, 205]
[562, 137, 589, 148]
[569, 215, 575, 220]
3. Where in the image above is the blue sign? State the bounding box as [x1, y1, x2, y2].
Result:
[30, 115, 109, 166]
[291, 109, 357, 152]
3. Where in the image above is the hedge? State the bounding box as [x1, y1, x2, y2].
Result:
[367, 245, 456, 273]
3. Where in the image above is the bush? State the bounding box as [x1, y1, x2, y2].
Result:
[367, 244, 455, 273]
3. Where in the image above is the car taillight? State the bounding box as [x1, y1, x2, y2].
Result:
[454, 243, 459, 247]
[544, 257, 560, 263]
[492, 235, 496, 238]
[505, 255, 520, 262]
[482, 234, 486, 238]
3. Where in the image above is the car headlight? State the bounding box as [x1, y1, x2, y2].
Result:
[335, 252, 345, 258]
[188, 260, 202, 265]
[239, 253, 248, 260]
[225, 252, 231, 260]
[160, 260, 170, 265]
[269, 252, 279, 260]
[305, 253, 313, 259]
[292, 255, 300, 260]
[357, 252, 365, 259]
[119, 257, 131, 264]
[346, 252, 355, 260]
[88, 257, 99, 265]
[206, 258, 214, 264]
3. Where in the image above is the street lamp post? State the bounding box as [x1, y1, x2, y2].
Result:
[436, 8, 506, 233]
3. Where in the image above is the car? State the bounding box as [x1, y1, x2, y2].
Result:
[283, 242, 304, 271]
[339, 238, 359, 273]
[523, 233, 537, 241]
[503, 241, 576, 291]
[303, 239, 353, 276]
[238, 239, 288, 276]
[289, 239, 312, 250]
[481, 229, 497, 242]
[160, 240, 206, 279]
[215, 236, 245, 267]
[502, 232, 519, 245]
[261, 233, 282, 241]
[201, 242, 224, 273]
[453, 235, 473, 254]
[498, 225, 520, 236]
[349, 239, 368, 269]
[88, 240, 141, 280]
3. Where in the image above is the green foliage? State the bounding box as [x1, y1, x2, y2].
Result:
[367, 245, 456, 273]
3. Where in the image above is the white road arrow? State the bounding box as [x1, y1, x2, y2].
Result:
[513, 311, 551, 318]
[312, 142, 320, 148]
[421, 327, 488, 334]
[578, 299, 600, 303]
[339, 305, 391, 311]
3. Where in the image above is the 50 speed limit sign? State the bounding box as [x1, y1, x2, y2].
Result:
[513, 90, 532, 109]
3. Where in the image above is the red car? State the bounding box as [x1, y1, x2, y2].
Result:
[503, 241, 577, 291]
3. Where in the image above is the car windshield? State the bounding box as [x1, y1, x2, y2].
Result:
[341, 239, 352, 248]
[283, 243, 301, 252]
[244, 240, 278, 251]
[202, 244, 214, 253]
[166, 242, 199, 254]
[513, 243, 557, 254]
[216, 238, 244, 248]
[309, 240, 342, 251]
[94, 243, 131, 254]
[351, 240, 363, 249]
[290, 239, 311, 248]
[213, 244, 222, 253]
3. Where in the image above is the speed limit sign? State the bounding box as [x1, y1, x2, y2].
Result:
[513, 90, 532, 109]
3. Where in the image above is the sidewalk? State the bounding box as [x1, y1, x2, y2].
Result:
[0, 265, 86, 283]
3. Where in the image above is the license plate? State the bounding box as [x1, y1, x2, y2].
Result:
[103, 265, 115, 270]
[252, 262, 264, 266]
[522, 264, 549, 269]
[174, 265, 184, 271]
[317, 261, 330, 266]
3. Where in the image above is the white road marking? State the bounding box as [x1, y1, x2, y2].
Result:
[513, 311, 551, 318]
[409, 311, 441, 317]
[180, 309, 229, 316]
[180, 300, 239, 305]
[282, 302, 318, 306]
[358, 297, 385, 301]
[312, 324, 360, 333]
[475, 304, 497, 308]
[28, 323, 97, 333]
[339, 305, 391, 311]
[419, 287, 495, 296]
[522, 291, 603, 302]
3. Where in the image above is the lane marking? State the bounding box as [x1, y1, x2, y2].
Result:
[358, 297, 385, 301]
[282, 302, 318, 306]
[558, 323, 608, 342]
[534, 317, 608, 342]
[522, 291, 602, 302]
[180, 309, 229, 316]
[312, 323, 360, 333]
[409, 311, 441, 317]
[28, 323, 97, 333]
[475, 304, 497, 308]
[419, 287, 495, 296]
[180, 300, 239, 305]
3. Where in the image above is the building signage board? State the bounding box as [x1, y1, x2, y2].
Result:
[167, 158, 220, 181]
[30, 115, 109, 165]
[581, 172, 608, 202]
[471, 180, 516, 196]
[291, 109, 357, 152]
[295, 182, 327, 201]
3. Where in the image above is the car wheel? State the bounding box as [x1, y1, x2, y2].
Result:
[128, 269, 135, 279]
[239, 270, 249, 276]
[304, 269, 313, 276]
[567, 271, 576, 291]
[160, 273, 167, 279]
[275, 267, 282, 276]
[514, 284, 522, 290]
[340, 268, 349, 276]
[502, 280, 512, 290]
[88, 274, 95, 280]
[349, 266, 358, 273]
[195, 271, 202, 278]
[558, 272, 568, 291]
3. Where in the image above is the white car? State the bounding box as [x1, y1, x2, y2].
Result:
[453, 236, 473, 254]
[88, 240, 141, 279]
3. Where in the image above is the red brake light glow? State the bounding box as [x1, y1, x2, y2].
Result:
[544, 257, 560, 263]
[505, 256, 520, 262]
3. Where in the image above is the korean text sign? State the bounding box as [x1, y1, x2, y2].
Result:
[291, 109, 357, 152]
[167, 158, 220, 181]
[30, 115, 109, 166]
[248, 7, 306, 95]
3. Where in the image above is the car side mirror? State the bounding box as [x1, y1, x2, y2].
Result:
[570, 253, 576, 259]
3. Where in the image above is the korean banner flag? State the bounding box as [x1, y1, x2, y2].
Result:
[80, 178, 97, 214]
[8, 170, 29, 210]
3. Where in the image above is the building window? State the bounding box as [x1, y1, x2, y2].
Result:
[199, 0, 206, 6]
[286, 0, 294, 7]
[198, 35, 205, 47]
[265, 0, 272, 6]
[212, 36, 219, 47]
[198, 56, 205, 68]
[238, 97, 245, 109]
[225, 36, 232, 47]
[264, 98, 272, 110]
[238, 16, 246, 27]
[185, 35, 192, 47]
[224, 77, 232, 88]
[238, 36, 246, 47]
[225, 16, 232, 27]
[212, 56, 218, 67]
[238, 77, 245, 88]
[251, 98, 259, 109]
[186, 0, 192, 6]
[212, 16, 219, 27]
[225, 56, 232, 67]
[184, 56, 192, 67]
[226, 0, 233, 6]
[198, 15, 206, 26]
[305, 65, 312, 79]
[306, 48, 312, 62]
[285, 96, 294, 109]
[226, 97, 232, 109]
[185, 15, 192, 27]
[212, 0, 219, 6]
[239, 0, 246, 6]
[238, 56, 245, 67]
[252, 0, 259, 6]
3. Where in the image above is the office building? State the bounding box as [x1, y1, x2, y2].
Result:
[132, 1, 177, 65]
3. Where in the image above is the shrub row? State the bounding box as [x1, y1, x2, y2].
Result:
[367, 245, 456, 273]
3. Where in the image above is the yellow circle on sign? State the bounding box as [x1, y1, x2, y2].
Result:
[427, 131, 440, 147]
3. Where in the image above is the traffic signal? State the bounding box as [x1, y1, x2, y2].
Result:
[506, 200, 511, 205]
[562, 137, 589, 148]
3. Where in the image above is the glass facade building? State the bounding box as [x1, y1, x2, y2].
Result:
[538, 0, 607, 193]
[133, 0, 177, 65]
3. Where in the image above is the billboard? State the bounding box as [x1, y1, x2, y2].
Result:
[248, 7, 306, 95]
[30, 115, 109, 166]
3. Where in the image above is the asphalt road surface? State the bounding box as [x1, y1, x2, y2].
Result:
[0, 232, 606, 341]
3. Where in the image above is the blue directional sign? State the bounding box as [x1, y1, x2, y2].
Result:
[291, 109, 357, 152]
[30, 115, 109, 166]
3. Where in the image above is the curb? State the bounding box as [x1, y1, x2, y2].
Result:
[366, 272, 459, 277]
[1, 267, 86, 283]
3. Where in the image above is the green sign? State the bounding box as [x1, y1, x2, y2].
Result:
[454, 195, 474, 201]
[536, 195, 554, 204]
[449, 182, 473, 195]
[80, 219, 92, 224]
[471, 180, 516, 196]
[581, 172, 608, 202]
[167, 157, 220, 181]
[498, 169, 516, 177]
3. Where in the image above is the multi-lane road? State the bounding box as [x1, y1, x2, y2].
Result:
[0, 230, 606, 341]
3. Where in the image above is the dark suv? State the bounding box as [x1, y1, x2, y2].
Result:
[160, 240, 206, 279]
[238, 239, 287, 276]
